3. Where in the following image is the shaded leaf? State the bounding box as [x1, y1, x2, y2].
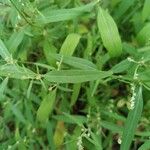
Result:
[111, 59, 132, 73]
[114, 0, 136, 20]
[138, 140, 150, 150]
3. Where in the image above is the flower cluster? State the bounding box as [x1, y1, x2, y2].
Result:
[77, 127, 91, 150]
[130, 83, 136, 110]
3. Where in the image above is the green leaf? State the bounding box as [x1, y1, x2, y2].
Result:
[43, 40, 57, 66]
[0, 77, 8, 101]
[138, 140, 150, 150]
[101, 121, 123, 133]
[37, 89, 56, 123]
[90, 132, 102, 150]
[142, 0, 150, 21]
[60, 33, 80, 56]
[6, 29, 24, 55]
[121, 86, 143, 150]
[0, 64, 36, 79]
[26, 80, 33, 99]
[44, 70, 112, 83]
[114, 0, 136, 20]
[49, 53, 97, 70]
[97, 7, 122, 57]
[0, 39, 11, 61]
[11, 104, 26, 124]
[101, 110, 126, 121]
[70, 83, 81, 106]
[123, 42, 138, 56]
[53, 113, 87, 126]
[111, 59, 132, 73]
[137, 23, 150, 45]
[35, 1, 98, 24]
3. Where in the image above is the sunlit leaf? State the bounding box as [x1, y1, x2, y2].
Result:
[37, 89, 56, 123]
[97, 6, 122, 57]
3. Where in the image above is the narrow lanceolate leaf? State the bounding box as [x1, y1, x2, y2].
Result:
[37, 89, 56, 123]
[44, 70, 112, 83]
[142, 0, 150, 21]
[60, 33, 80, 56]
[35, 1, 98, 24]
[0, 39, 11, 60]
[49, 53, 97, 70]
[121, 86, 143, 150]
[97, 7, 122, 57]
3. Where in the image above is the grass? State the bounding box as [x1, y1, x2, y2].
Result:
[0, 0, 150, 149]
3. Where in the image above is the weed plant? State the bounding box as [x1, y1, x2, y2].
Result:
[0, 0, 150, 149]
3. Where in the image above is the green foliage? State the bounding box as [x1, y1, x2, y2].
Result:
[0, 0, 150, 149]
[121, 86, 143, 150]
[97, 6, 122, 57]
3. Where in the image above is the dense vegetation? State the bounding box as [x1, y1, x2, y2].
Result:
[0, 0, 150, 149]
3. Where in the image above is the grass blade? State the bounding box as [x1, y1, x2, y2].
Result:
[120, 86, 143, 150]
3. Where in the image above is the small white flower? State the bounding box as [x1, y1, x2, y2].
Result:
[127, 57, 134, 62]
[117, 138, 122, 144]
[129, 84, 136, 110]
